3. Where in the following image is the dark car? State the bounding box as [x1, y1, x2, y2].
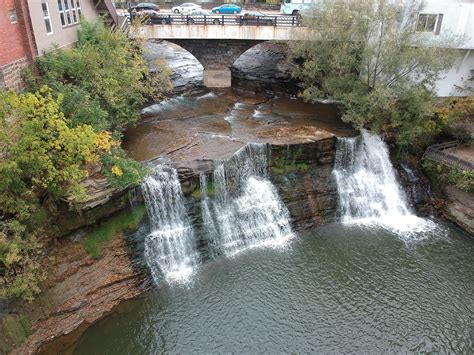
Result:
[187, 9, 222, 24]
[238, 11, 275, 25]
[130, 2, 160, 12]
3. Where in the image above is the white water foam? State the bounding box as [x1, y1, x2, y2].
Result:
[141, 96, 187, 116]
[202, 144, 294, 256]
[333, 130, 445, 242]
[141, 165, 199, 284]
[196, 92, 217, 100]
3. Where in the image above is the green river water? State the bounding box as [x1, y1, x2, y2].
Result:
[75, 222, 473, 353]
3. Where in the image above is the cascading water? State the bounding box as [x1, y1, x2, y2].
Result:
[333, 130, 443, 241]
[202, 144, 294, 256]
[141, 165, 199, 283]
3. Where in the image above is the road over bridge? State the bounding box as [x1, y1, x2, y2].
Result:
[133, 15, 309, 87]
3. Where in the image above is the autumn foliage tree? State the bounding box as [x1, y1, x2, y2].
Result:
[0, 87, 101, 300]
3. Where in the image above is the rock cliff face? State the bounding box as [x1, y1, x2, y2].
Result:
[175, 139, 339, 233]
[12, 235, 149, 355]
[53, 172, 129, 238]
[442, 185, 474, 235]
[269, 138, 338, 231]
[396, 161, 434, 215]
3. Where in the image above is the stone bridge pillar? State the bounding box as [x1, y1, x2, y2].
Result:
[168, 39, 263, 87]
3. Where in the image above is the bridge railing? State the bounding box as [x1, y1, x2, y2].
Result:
[423, 141, 474, 172]
[134, 13, 302, 27]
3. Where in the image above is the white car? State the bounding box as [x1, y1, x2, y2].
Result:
[171, 3, 201, 14]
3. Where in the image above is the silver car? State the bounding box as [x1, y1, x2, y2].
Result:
[171, 3, 201, 14]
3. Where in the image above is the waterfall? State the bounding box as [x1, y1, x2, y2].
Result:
[333, 130, 443, 241]
[141, 165, 199, 283]
[202, 144, 294, 256]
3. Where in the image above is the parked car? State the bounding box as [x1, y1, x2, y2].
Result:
[187, 10, 222, 24]
[172, 3, 201, 14]
[137, 10, 171, 24]
[211, 4, 241, 14]
[130, 2, 160, 12]
[238, 11, 275, 25]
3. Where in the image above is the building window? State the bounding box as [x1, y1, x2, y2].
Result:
[57, 0, 65, 25]
[8, 9, 17, 23]
[71, 0, 77, 23]
[42, 2, 53, 34]
[416, 13, 440, 33]
[76, 0, 81, 18]
[64, 0, 72, 25]
[57, 0, 80, 27]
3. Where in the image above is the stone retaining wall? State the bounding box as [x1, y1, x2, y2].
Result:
[0, 57, 29, 92]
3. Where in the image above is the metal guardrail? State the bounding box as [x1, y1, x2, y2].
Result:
[132, 13, 302, 27]
[112, 15, 131, 35]
[424, 141, 474, 172]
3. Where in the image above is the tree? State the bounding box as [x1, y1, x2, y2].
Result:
[0, 87, 101, 301]
[34, 20, 171, 132]
[27, 19, 166, 191]
[291, 0, 458, 149]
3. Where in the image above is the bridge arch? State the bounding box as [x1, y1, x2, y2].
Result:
[148, 40, 285, 88]
[135, 22, 307, 87]
[167, 39, 264, 87]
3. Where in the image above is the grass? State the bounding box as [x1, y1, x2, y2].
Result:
[83, 205, 147, 258]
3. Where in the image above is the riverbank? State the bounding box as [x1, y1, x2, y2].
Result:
[10, 228, 148, 354]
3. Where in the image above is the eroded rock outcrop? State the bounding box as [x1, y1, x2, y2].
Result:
[270, 138, 338, 230]
[443, 185, 474, 235]
[54, 171, 129, 238]
[13, 235, 149, 355]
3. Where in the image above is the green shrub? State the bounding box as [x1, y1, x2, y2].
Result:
[35, 19, 171, 133]
[101, 147, 148, 188]
[422, 160, 474, 193]
[0, 220, 44, 302]
[271, 158, 310, 174]
[191, 181, 215, 199]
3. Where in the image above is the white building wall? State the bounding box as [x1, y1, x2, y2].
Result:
[416, 0, 474, 96]
[28, 0, 100, 55]
[436, 49, 473, 97]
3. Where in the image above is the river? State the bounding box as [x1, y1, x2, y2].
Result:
[75, 222, 473, 353]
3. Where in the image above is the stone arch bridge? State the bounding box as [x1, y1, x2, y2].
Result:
[133, 16, 308, 87]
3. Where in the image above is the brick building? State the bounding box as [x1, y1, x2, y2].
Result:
[0, 0, 36, 91]
[0, 0, 117, 91]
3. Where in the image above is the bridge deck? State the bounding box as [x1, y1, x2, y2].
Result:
[137, 23, 308, 40]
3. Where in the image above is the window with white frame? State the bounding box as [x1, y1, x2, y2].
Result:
[76, 0, 81, 18]
[57, 0, 65, 25]
[42, 1, 53, 34]
[57, 0, 81, 27]
[71, 0, 77, 23]
[416, 13, 443, 34]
